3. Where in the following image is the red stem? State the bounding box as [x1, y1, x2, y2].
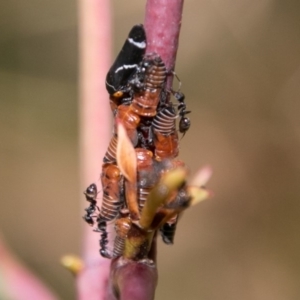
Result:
[145, 0, 184, 89]
[112, 0, 184, 299]
[78, 0, 184, 298]
[0, 234, 58, 300]
[110, 258, 158, 300]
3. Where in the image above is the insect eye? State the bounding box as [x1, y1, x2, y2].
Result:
[113, 91, 124, 98]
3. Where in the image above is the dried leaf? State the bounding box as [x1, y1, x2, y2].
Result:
[116, 121, 137, 183]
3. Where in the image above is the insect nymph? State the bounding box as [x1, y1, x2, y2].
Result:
[83, 22, 193, 259]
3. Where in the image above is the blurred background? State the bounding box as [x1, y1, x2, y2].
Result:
[1, 0, 300, 299]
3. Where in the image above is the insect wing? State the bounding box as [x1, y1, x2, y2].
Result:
[106, 24, 146, 95]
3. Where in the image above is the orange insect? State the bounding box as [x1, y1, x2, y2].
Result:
[113, 216, 132, 257]
[131, 53, 167, 117]
[152, 106, 179, 160]
[98, 163, 124, 223]
[135, 148, 158, 211]
[116, 53, 167, 145]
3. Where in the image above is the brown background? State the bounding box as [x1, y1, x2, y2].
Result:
[1, 0, 300, 299]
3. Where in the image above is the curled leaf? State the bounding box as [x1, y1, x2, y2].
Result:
[190, 165, 212, 187]
[139, 168, 187, 230]
[188, 186, 212, 206]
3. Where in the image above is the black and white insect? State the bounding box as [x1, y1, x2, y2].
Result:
[105, 24, 146, 101]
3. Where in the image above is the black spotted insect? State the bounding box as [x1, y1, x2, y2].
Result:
[105, 24, 146, 108]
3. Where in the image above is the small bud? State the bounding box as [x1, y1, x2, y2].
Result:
[61, 255, 84, 276]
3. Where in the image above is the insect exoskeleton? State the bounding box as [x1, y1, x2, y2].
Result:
[131, 53, 167, 117]
[99, 163, 124, 223]
[152, 106, 179, 160]
[105, 24, 146, 110]
[115, 104, 141, 146]
[103, 134, 118, 163]
[152, 106, 177, 134]
[113, 217, 132, 257]
[135, 148, 160, 211]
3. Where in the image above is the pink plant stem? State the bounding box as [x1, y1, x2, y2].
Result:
[0, 234, 58, 300]
[112, 0, 184, 299]
[145, 0, 184, 89]
[110, 258, 158, 300]
[77, 0, 112, 298]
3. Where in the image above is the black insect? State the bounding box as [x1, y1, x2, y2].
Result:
[98, 220, 114, 259]
[94, 216, 114, 259]
[160, 217, 178, 245]
[97, 214, 132, 259]
[83, 183, 98, 226]
[105, 24, 146, 102]
[172, 91, 191, 136]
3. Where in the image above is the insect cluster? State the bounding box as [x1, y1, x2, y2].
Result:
[83, 24, 192, 259]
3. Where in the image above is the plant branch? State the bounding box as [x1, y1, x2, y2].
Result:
[111, 0, 185, 299]
[77, 0, 113, 299]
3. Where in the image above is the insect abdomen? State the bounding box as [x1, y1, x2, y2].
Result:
[99, 163, 123, 222]
[131, 54, 167, 117]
